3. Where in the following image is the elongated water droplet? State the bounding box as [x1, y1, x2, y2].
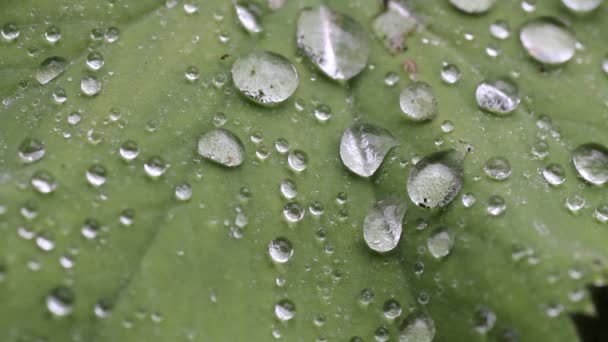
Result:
[19, 138, 45, 163]
[542, 163, 566, 186]
[35, 57, 68, 85]
[81, 75, 101, 96]
[520, 17, 576, 65]
[427, 228, 454, 259]
[475, 78, 520, 115]
[572, 143, 608, 185]
[275, 299, 296, 321]
[372, 0, 418, 54]
[449, 0, 496, 13]
[562, 0, 603, 13]
[232, 51, 298, 105]
[399, 312, 435, 342]
[407, 146, 468, 209]
[297, 5, 369, 81]
[47, 286, 74, 317]
[490, 20, 510, 40]
[31, 170, 57, 194]
[235, 2, 263, 33]
[268, 237, 293, 263]
[197, 129, 245, 167]
[363, 198, 407, 253]
[340, 123, 399, 177]
[400, 81, 438, 122]
[483, 156, 511, 181]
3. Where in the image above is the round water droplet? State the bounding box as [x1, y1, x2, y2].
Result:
[31, 170, 57, 194]
[235, 2, 263, 33]
[490, 20, 511, 40]
[297, 5, 369, 81]
[449, 0, 496, 13]
[197, 129, 245, 167]
[119, 140, 140, 161]
[427, 228, 454, 259]
[283, 202, 305, 222]
[374, 327, 390, 342]
[280, 179, 297, 199]
[185, 66, 199, 81]
[268, 237, 293, 263]
[487, 195, 506, 216]
[383, 299, 402, 320]
[565, 193, 585, 213]
[542, 163, 566, 186]
[572, 143, 608, 185]
[19, 138, 45, 163]
[46, 286, 74, 317]
[475, 78, 520, 115]
[144, 156, 169, 178]
[1, 23, 20, 41]
[483, 156, 512, 181]
[399, 312, 436, 342]
[593, 204, 608, 223]
[407, 146, 467, 209]
[359, 288, 375, 306]
[313, 104, 332, 122]
[231, 51, 298, 106]
[562, 0, 603, 13]
[81, 218, 100, 239]
[340, 123, 399, 177]
[399, 81, 438, 122]
[86, 164, 107, 187]
[384, 72, 399, 87]
[174, 183, 192, 201]
[275, 299, 296, 321]
[440, 64, 461, 85]
[520, 17, 576, 65]
[86, 51, 105, 71]
[474, 308, 496, 334]
[35, 57, 68, 85]
[44, 25, 62, 43]
[287, 150, 308, 172]
[81, 75, 101, 96]
[462, 193, 476, 208]
[363, 198, 407, 253]
[104, 27, 120, 43]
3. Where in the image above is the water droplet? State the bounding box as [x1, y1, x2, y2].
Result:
[144, 156, 169, 178]
[31, 170, 57, 194]
[174, 183, 192, 201]
[562, 0, 603, 13]
[363, 198, 407, 253]
[475, 78, 520, 115]
[184, 2, 199, 14]
[86, 164, 107, 187]
[35, 57, 68, 85]
[120, 208, 135, 226]
[46, 286, 74, 317]
[104, 27, 120, 43]
[283, 202, 305, 222]
[474, 308, 496, 334]
[407, 146, 467, 209]
[359, 288, 375, 306]
[275, 299, 296, 321]
[483, 156, 512, 181]
[297, 5, 369, 81]
[531, 140, 550, 159]
[81, 218, 100, 239]
[18, 138, 45, 163]
[384, 72, 399, 86]
[340, 123, 399, 177]
[520, 17, 576, 65]
[372, 0, 418, 54]
[119, 140, 140, 161]
[197, 129, 245, 167]
[287, 150, 308, 172]
[268, 237, 293, 263]
[1, 23, 20, 41]
[449, 0, 496, 13]
[490, 20, 511, 40]
[81, 75, 101, 96]
[185, 66, 199, 81]
[440, 64, 461, 85]
[313, 104, 332, 122]
[231, 51, 298, 106]
[383, 299, 402, 320]
[542, 163, 565, 186]
[86, 51, 105, 71]
[374, 327, 390, 342]
[275, 138, 290, 154]
[427, 228, 454, 259]
[399, 312, 436, 342]
[593, 204, 608, 223]
[280, 179, 297, 199]
[399, 81, 438, 122]
[94, 299, 113, 318]
[44, 25, 62, 43]
[565, 193, 585, 213]
[487, 195, 506, 216]
[235, 2, 263, 34]
[572, 143, 608, 185]
[602, 56, 608, 75]
[52, 87, 68, 104]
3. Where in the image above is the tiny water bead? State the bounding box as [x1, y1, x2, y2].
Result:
[275, 299, 296, 321]
[313, 104, 332, 122]
[383, 299, 402, 320]
[475, 78, 520, 115]
[287, 150, 308, 172]
[1, 23, 20, 41]
[283, 202, 305, 222]
[268, 237, 293, 263]
[279, 179, 297, 199]
[399, 81, 438, 122]
[594, 204, 608, 223]
[462, 193, 476, 208]
[566, 193, 586, 213]
[185, 66, 199, 81]
[363, 198, 407, 253]
[520, 17, 576, 65]
[234, 2, 263, 34]
[449, 0, 496, 13]
[144, 156, 169, 178]
[407, 146, 467, 209]
[483, 156, 512, 181]
[231, 50, 298, 106]
[427, 228, 454, 259]
[18, 138, 45, 163]
[119, 140, 140, 161]
[542, 163, 566, 186]
[81, 219, 100, 239]
[490, 20, 510, 40]
[44, 25, 62, 43]
[572, 143, 608, 186]
[46, 286, 75, 317]
[399, 312, 436, 342]
[104, 27, 120, 43]
[86, 51, 105, 71]
[197, 129, 245, 167]
[440, 64, 461, 85]
[562, 0, 603, 13]
[339, 123, 399, 177]
[174, 183, 193, 201]
[384, 72, 399, 86]
[31, 170, 57, 194]
[35, 57, 68, 85]
[297, 5, 369, 81]
[473, 308, 497, 334]
[359, 288, 375, 306]
[374, 327, 390, 342]
[487, 195, 507, 216]
[86, 164, 107, 187]
[81, 75, 101, 96]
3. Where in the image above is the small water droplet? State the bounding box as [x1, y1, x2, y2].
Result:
[19, 138, 45, 163]
[483, 156, 512, 181]
[44, 25, 62, 43]
[36, 57, 68, 85]
[593, 204, 608, 223]
[449, 0, 496, 13]
[86, 164, 107, 187]
[542, 163, 565, 186]
[81, 75, 101, 96]
[174, 183, 192, 201]
[487, 195, 506, 216]
[384, 72, 400, 86]
[313, 104, 332, 122]
[275, 299, 296, 321]
[197, 129, 245, 167]
[475, 78, 520, 115]
[340, 123, 399, 177]
[283, 202, 305, 222]
[427, 228, 454, 259]
[383, 299, 402, 320]
[268, 237, 293, 263]
[440, 63, 461, 84]
[280, 179, 297, 199]
[46, 286, 74, 317]
[1, 23, 20, 41]
[572, 143, 608, 185]
[31, 170, 57, 194]
[287, 150, 308, 172]
[104, 27, 120, 43]
[399, 81, 438, 122]
[144, 156, 169, 178]
[359, 288, 375, 306]
[363, 198, 407, 253]
[94, 299, 113, 318]
[520, 17, 576, 65]
[86, 51, 105, 71]
[185, 66, 199, 81]
[119, 140, 140, 161]
[399, 312, 435, 342]
[474, 308, 496, 334]
[490, 20, 511, 40]
[81, 218, 100, 239]
[235, 2, 263, 34]
[372, 0, 418, 54]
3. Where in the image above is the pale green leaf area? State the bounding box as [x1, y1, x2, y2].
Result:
[0, 0, 607, 341]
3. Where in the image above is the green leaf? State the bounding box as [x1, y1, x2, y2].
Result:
[0, 0, 607, 341]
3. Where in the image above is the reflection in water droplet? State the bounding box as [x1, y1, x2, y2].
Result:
[31, 170, 57, 194]
[427, 228, 454, 259]
[542, 163, 565, 186]
[94, 299, 113, 318]
[399, 312, 435, 342]
[562, 0, 603, 13]
[383, 299, 402, 320]
[275, 299, 296, 321]
[235, 2, 263, 33]
[487, 195, 506, 216]
[593, 204, 608, 223]
[440, 63, 461, 84]
[490, 20, 510, 40]
[288, 150, 308, 172]
[572, 143, 608, 185]
[1, 23, 20, 41]
[268, 237, 293, 263]
[475, 78, 520, 115]
[19, 138, 45, 163]
[340, 123, 399, 177]
[449, 0, 496, 13]
[197, 129, 245, 167]
[47, 286, 74, 317]
[36, 57, 68, 85]
[144, 156, 169, 178]
[283, 202, 305, 222]
[363, 198, 407, 253]
[520, 17, 576, 65]
[81, 75, 101, 96]
[483, 156, 511, 181]
[474, 308, 496, 334]
[399, 81, 438, 122]
[86, 164, 107, 187]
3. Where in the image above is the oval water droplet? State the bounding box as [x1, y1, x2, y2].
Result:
[231, 51, 298, 106]
[475, 78, 520, 115]
[197, 129, 245, 167]
[287, 150, 308, 172]
[363, 198, 407, 253]
[440, 64, 461, 85]
[35, 57, 68, 85]
[297, 5, 369, 81]
[490, 20, 511, 40]
[18, 138, 45, 163]
[81, 75, 101, 96]
[542, 163, 566, 186]
[268, 237, 293, 263]
[119, 140, 140, 161]
[399, 81, 438, 122]
[46, 286, 74, 317]
[275, 299, 296, 321]
[399, 312, 436, 342]
[339, 123, 399, 177]
[427, 228, 454, 259]
[562, 0, 603, 13]
[86, 164, 107, 187]
[144, 156, 169, 178]
[572, 143, 608, 185]
[483, 156, 511, 181]
[31, 170, 57, 194]
[520, 17, 576, 65]
[449, 0, 496, 13]
[235, 2, 263, 33]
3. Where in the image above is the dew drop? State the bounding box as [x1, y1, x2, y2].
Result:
[383, 299, 402, 320]
[542, 163, 565, 186]
[427, 228, 454, 259]
[287, 150, 308, 172]
[462, 193, 476, 208]
[197, 129, 245, 167]
[399, 81, 438, 122]
[35, 57, 68, 85]
[235, 2, 263, 34]
[474, 308, 496, 334]
[384, 72, 400, 86]
[174, 183, 193, 201]
[275, 299, 296, 321]
[440, 64, 461, 85]
[280, 179, 297, 199]
[363, 198, 407, 253]
[593, 204, 608, 223]
[449, 0, 496, 13]
[374, 327, 390, 342]
[490, 20, 511, 40]
[81, 75, 101, 96]
[359, 289, 375, 306]
[81, 218, 100, 239]
[185, 66, 199, 81]
[268, 237, 293, 263]
[144, 156, 169, 178]
[572, 143, 608, 185]
[86, 51, 105, 71]
[86, 164, 107, 187]
[283, 202, 305, 222]
[1, 23, 20, 41]
[44, 25, 62, 43]
[119, 140, 140, 161]
[475, 78, 520, 115]
[31, 170, 57, 194]
[520, 17, 576, 65]
[399, 312, 436, 342]
[313, 104, 332, 122]
[483, 156, 512, 181]
[562, 0, 603, 13]
[18, 138, 45, 163]
[46, 286, 74, 317]
[565, 193, 585, 213]
[487, 195, 506, 216]
[340, 123, 399, 177]
[104, 27, 120, 43]
[94, 299, 113, 318]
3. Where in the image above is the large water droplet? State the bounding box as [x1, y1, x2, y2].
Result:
[475, 78, 520, 115]
[46, 286, 74, 317]
[339, 123, 399, 177]
[275, 299, 296, 321]
[235, 2, 263, 33]
[427, 228, 454, 259]
[483, 156, 512, 181]
[268, 237, 293, 263]
[297, 5, 369, 81]
[449, 0, 496, 13]
[197, 129, 245, 167]
[562, 0, 603, 13]
[399, 312, 436, 342]
[372, 0, 418, 54]
[520, 17, 576, 65]
[363, 198, 407, 253]
[399, 81, 438, 122]
[231, 51, 298, 106]
[18, 138, 45, 163]
[407, 146, 467, 209]
[572, 143, 608, 185]
[35, 57, 68, 86]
